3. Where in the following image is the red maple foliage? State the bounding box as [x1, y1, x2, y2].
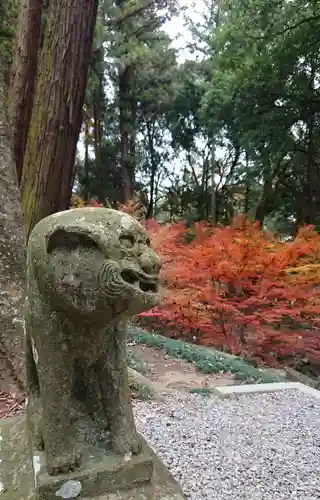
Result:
[70, 195, 103, 208]
[71, 197, 320, 367]
[90, 199, 103, 208]
[140, 215, 320, 367]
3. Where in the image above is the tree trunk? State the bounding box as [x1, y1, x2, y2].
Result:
[302, 3, 318, 225]
[84, 117, 90, 203]
[244, 183, 250, 214]
[0, 58, 27, 391]
[9, 0, 43, 185]
[119, 65, 136, 203]
[93, 74, 105, 203]
[254, 201, 266, 226]
[255, 170, 273, 227]
[146, 120, 156, 219]
[304, 94, 316, 225]
[20, 0, 99, 239]
[210, 144, 217, 225]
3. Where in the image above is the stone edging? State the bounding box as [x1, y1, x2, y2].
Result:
[212, 381, 320, 399]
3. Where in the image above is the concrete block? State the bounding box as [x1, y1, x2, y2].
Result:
[213, 381, 320, 399]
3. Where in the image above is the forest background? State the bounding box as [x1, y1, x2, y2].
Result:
[0, 0, 320, 397]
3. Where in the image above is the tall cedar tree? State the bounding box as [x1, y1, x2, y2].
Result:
[0, 14, 27, 389]
[115, 0, 136, 203]
[9, 0, 43, 185]
[20, 0, 99, 238]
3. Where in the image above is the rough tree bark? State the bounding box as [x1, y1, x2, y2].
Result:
[9, 0, 43, 185]
[20, 0, 99, 239]
[0, 57, 27, 391]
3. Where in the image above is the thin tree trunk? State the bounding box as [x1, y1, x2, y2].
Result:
[146, 120, 157, 219]
[9, 0, 43, 185]
[20, 0, 99, 239]
[244, 183, 250, 214]
[115, 0, 135, 203]
[119, 65, 136, 203]
[255, 201, 266, 226]
[84, 118, 90, 203]
[244, 152, 250, 214]
[255, 169, 273, 227]
[210, 2, 220, 226]
[0, 57, 27, 390]
[210, 143, 217, 225]
[93, 75, 105, 202]
[304, 92, 316, 224]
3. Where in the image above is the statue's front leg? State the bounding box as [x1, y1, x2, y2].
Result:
[36, 340, 82, 475]
[97, 326, 141, 455]
[74, 361, 109, 431]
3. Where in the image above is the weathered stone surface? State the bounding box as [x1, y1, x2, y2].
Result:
[32, 413, 153, 499]
[0, 416, 35, 499]
[25, 207, 161, 479]
[35, 438, 153, 500]
[81, 442, 185, 500]
[128, 367, 156, 395]
[0, 48, 26, 391]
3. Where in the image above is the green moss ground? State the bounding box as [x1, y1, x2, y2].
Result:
[127, 326, 286, 384]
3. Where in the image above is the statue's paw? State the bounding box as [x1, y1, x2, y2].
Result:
[130, 432, 142, 455]
[111, 430, 142, 456]
[46, 445, 82, 476]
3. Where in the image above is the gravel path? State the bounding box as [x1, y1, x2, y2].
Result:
[133, 389, 320, 500]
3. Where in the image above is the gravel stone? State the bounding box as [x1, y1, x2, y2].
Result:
[133, 389, 320, 500]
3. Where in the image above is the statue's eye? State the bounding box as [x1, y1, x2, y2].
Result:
[119, 234, 135, 248]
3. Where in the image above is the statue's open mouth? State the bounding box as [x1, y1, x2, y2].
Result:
[120, 269, 159, 294]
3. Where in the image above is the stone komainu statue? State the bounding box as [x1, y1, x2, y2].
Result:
[25, 208, 161, 476]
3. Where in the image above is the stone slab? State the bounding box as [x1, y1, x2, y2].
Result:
[285, 366, 319, 388]
[213, 381, 320, 399]
[80, 443, 185, 500]
[294, 381, 320, 399]
[35, 440, 153, 500]
[0, 416, 35, 500]
[128, 368, 155, 394]
[0, 416, 184, 500]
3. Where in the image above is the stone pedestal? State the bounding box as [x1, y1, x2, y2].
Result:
[34, 441, 153, 500]
[0, 416, 185, 500]
[0, 416, 35, 500]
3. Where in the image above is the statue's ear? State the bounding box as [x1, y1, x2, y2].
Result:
[46, 227, 99, 254]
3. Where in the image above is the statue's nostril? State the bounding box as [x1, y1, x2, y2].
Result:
[140, 252, 161, 275]
[153, 259, 161, 273]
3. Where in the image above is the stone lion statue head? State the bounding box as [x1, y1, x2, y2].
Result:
[27, 207, 161, 322]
